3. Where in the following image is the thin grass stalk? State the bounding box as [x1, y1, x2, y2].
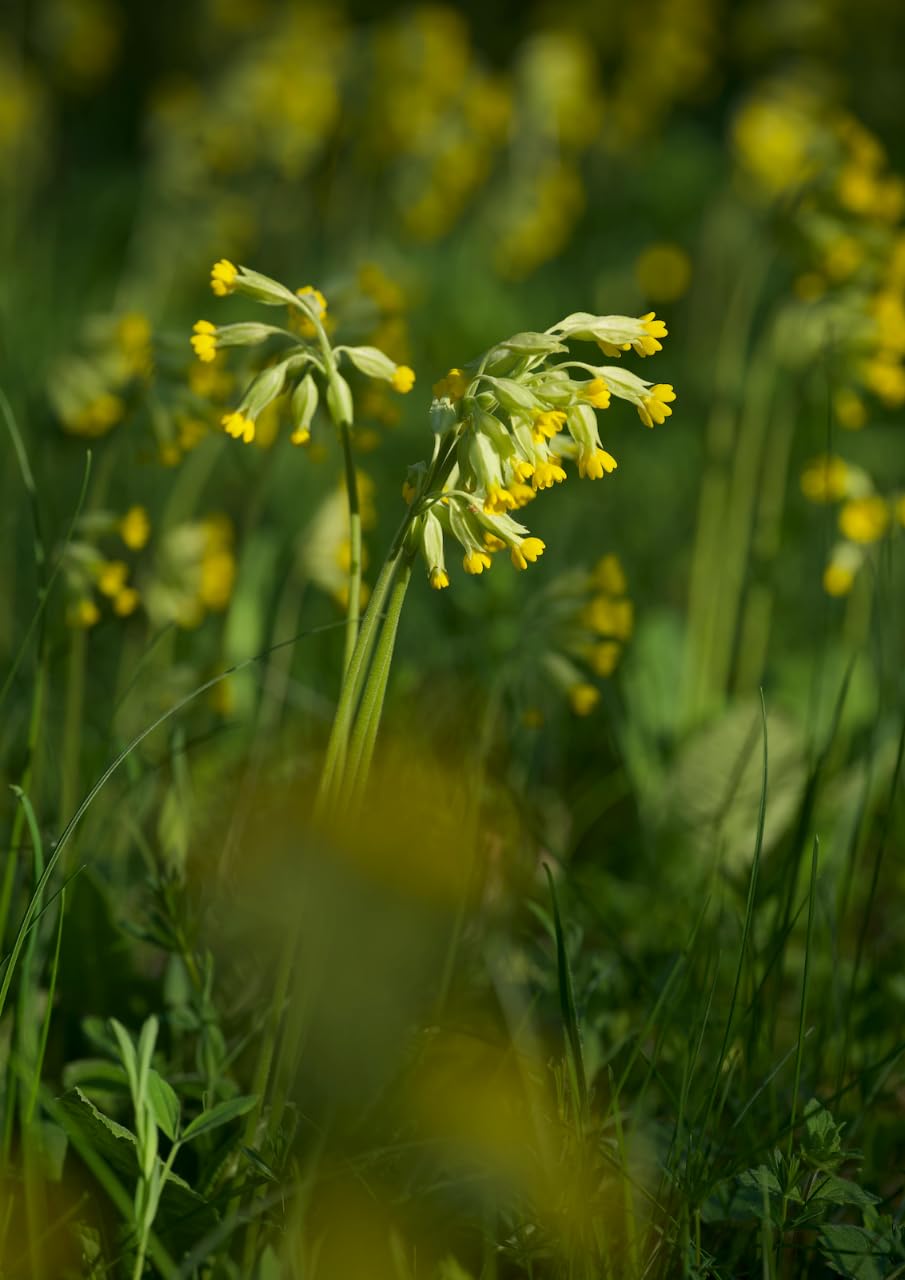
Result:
[786, 837, 819, 1167]
[338, 421, 361, 674]
[706, 346, 777, 703]
[0, 650, 46, 955]
[700, 693, 768, 1137]
[681, 239, 770, 726]
[734, 390, 796, 694]
[839, 710, 905, 1085]
[59, 626, 86, 830]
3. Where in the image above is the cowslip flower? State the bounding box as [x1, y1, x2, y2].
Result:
[191, 320, 218, 362]
[839, 495, 889, 543]
[120, 505, 150, 550]
[211, 259, 238, 296]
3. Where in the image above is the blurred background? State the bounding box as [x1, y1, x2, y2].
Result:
[2, 0, 905, 1276]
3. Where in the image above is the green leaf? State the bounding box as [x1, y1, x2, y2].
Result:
[55, 1089, 217, 1250]
[147, 1070, 180, 1142]
[819, 1224, 888, 1280]
[181, 1095, 258, 1143]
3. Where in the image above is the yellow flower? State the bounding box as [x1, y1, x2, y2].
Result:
[507, 482, 537, 508]
[113, 586, 140, 617]
[97, 560, 129, 598]
[532, 458, 567, 490]
[584, 596, 634, 640]
[190, 320, 218, 362]
[633, 312, 668, 357]
[862, 354, 905, 407]
[531, 409, 566, 441]
[823, 235, 863, 281]
[592, 554, 627, 595]
[483, 533, 506, 552]
[290, 426, 311, 446]
[800, 455, 849, 503]
[483, 485, 517, 514]
[510, 537, 545, 570]
[222, 410, 256, 443]
[589, 640, 621, 677]
[511, 458, 535, 483]
[68, 598, 100, 629]
[823, 563, 855, 596]
[569, 682, 599, 716]
[637, 384, 676, 427]
[578, 447, 617, 479]
[839, 496, 889, 544]
[211, 258, 238, 296]
[634, 244, 692, 303]
[120, 505, 150, 550]
[402, 479, 417, 505]
[65, 392, 125, 438]
[834, 389, 867, 431]
[583, 377, 611, 410]
[429, 567, 450, 590]
[432, 368, 469, 401]
[391, 365, 416, 393]
[463, 550, 492, 574]
[117, 312, 153, 377]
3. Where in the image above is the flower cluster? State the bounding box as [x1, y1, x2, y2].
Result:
[404, 312, 674, 588]
[735, 82, 905, 424]
[143, 515, 237, 629]
[800, 455, 904, 596]
[49, 311, 154, 438]
[62, 505, 150, 628]
[530, 554, 635, 719]
[191, 260, 415, 451]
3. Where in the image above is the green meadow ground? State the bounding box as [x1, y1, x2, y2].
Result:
[2, 2, 905, 1276]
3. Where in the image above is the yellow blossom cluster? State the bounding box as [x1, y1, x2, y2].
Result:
[799, 455, 903, 595]
[516, 553, 634, 724]
[735, 83, 905, 423]
[192, 260, 415, 451]
[63, 505, 151, 628]
[49, 311, 154, 439]
[405, 309, 674, 590]
[142, 515, 237, 629]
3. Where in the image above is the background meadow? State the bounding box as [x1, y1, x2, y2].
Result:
[2, 0, 905, 1276]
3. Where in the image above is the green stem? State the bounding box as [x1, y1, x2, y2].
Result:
[342, 559, 413, 806]
[0, 652, 46, 957]
[339, 421, 361, 675]
[315, 550, 402, 813]
[59, 626, 86, 836]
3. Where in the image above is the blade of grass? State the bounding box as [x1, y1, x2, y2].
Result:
[699, 690, 768, 1136]
[543, 864, 588, 1125]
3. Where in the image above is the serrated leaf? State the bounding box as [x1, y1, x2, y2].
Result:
[56, 1089, 217, 1250]
[181, 1095, 258, 1142]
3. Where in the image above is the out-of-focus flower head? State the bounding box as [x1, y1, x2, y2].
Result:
[300, 472, 376, 610]
[143, 515, 236, 628]
[48, 310, 155, 438]
[59, 505, 152, 627]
